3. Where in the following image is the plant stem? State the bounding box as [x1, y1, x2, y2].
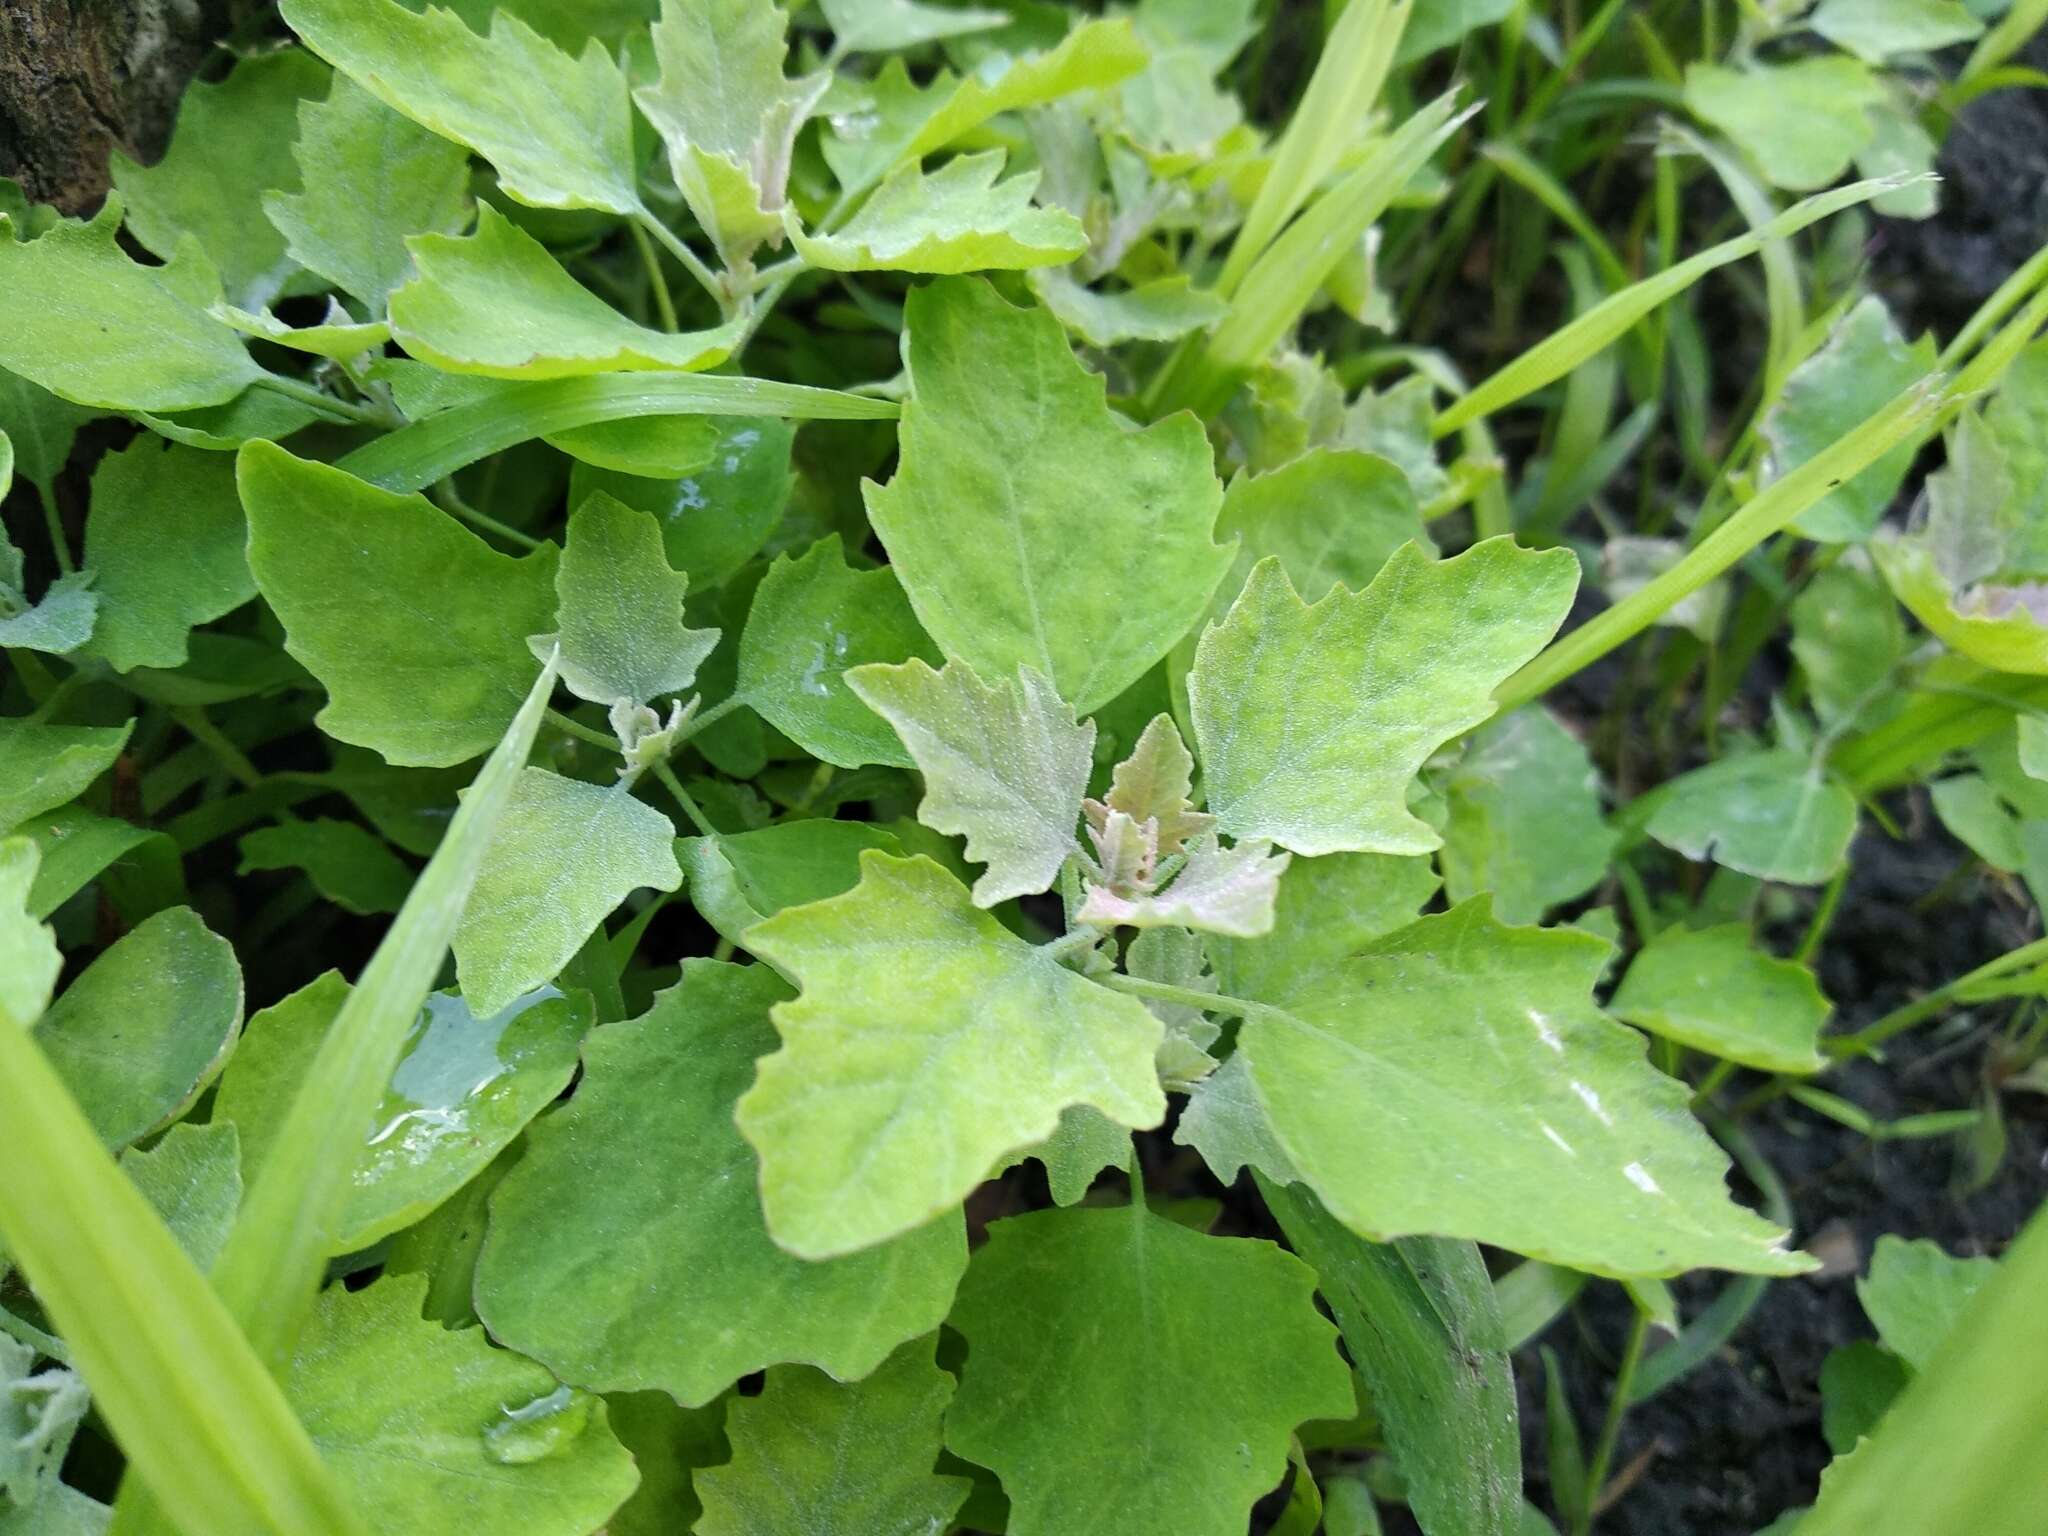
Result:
[1795, 863, 1849, 965]
[173, 708, 266, 793]
[628, 219, 681, 333]
[1831, 934, 2048, 1057]
[38, 482, 75, 574]
[545, 708, 620, 751]
[250, 371, 395, 428]
[652, 761, 721, 840]
[433, 483, 544, 551]
[1097, 971, 1284, 1023]
[1581, 1307, 1651, 1532]
[0, 1303, 69, 1362]
[633, 212, 730, 314]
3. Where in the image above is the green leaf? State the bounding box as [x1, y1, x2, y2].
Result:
[238, 819, 415, 916]
[263, 75, 474, 311]
[1239, 901, 1813, 1277]
[476, 961, 966, 1403]
[22, 808, 172, 920]
[604, 1392, 727, 1536]
[789, 152, 1085, 274]
[0, 571, 96, 655]
[1609, 924, 1832, 1074]
[694, 1337, 969, 1536]
[1026, 269, 1228, 348]
[1210, 449, 1430, 615]
[241, 441, 560, 767]
[1683, 58, 1884, 192]
[1206, 849, 1439, 1004]
[109, 50, 331, 309]
[392, 207, 740, 378]
[1190, 543, 1578, 857]
[1810, 0, 1983, 62]
[634, 0, 826, 260]
[1016, 1105, 1135, 1206]
[1820, 1340, 1910, 1453]
[737, 535, 941, 769]
[0, 202, 260, 412]
[1174, 1051, 1299, 1184]
[737, 852, 1165, 1258]
[453, 768, 681, 1015]
[848, 658, 1094, 905]
[1091, 713, 1214, 856]
[0, 839, 60, 1024]
[1984, 341, 2048, 574]
[1399, 0, 1516, 60]
[218, 976, 590, 1251]
[529, 492, 717, 706]
[1644, 749, 1858, 885]
[546, 414, 720, 479]
[944, 1205, 1355, 1536]
[0, 371, 95, 496]
[1873, 536, 2048, 676]
[1764, 298, 1937, 542]
[35, 906, 242, 1151]
[1791, 556, 1907, 722]
[79, 438, 254, 672]
[1437, 708, 1616, 926]
[1258, 1179, 1523, 1536]
[866, 277, 1231, 712]
[570, 415, 794, 590]
[818, 0, 1007, 52]
[1857, 1235, 1997, 1372]
[122, 1122, 243, 1274]
[818, 21, 1148, 199]
[285, 1276, 638, 1533]
[212, 301, 393, 360]
[281, 0, 644, 215]
[0, 718, 132, 835]
[678, 819, 903, 948]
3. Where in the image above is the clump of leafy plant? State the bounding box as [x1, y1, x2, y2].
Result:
[5, 1, 2048, 1534]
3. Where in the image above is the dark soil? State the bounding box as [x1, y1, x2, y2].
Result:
[1521, 814, 2048, 1536]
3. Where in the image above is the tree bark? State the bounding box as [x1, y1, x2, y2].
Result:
[0, 0, 237, 214]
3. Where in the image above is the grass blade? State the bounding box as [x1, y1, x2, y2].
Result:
[0, 956, 369, 1536]
[211, 653, 560, 1365]
[1216, 0, 1410, 297]
[1796, 1198, 2048, 1536]
[338, 373, 900, 492]
[1434, 176, 1921, 438]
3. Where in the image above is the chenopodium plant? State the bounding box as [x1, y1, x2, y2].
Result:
[0, 0, 1858, 1533]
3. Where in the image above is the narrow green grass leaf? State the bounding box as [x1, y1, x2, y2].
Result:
[1435, 176, 1919, 438]
[336, 374, 897, 493]
[0, 966, 368, 1536]
[207, 653, 560, 1367]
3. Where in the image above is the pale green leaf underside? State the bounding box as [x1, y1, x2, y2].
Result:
[694, 1338, 969, 1536]
[739, 853, 1165, 1258]
[0, 838, 61, 1025]
[1190, 541, 1578, 857]
[1857, 1234, 1996, 1372]
[1438, 707, 1615, 925]
[866, 277, 1231, 713]
[789, 152, 1086, 274]
[1027, 269, 1228, 347]
[532, 492, 717, 705]
[1078, 837, 1291, 937]
[945, 1206, 1354, 1536]
[848, 658, 1094, 905]
[477, 962, 966, 1405]
[393, 207, 740, 379]
[240, 441, 560, 767]
[453, 767, 681, 1016]
[281, 0, 644, 215]
[263, 74, 473, 311]
[1609, 924, 1831, 1075]
[1241, 901, 1814, 1278]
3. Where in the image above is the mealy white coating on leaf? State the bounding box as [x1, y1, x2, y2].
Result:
[1078, 837, 1291, 937]
[847, 657, 1093, 906]
[453, 768, 680, 1015]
